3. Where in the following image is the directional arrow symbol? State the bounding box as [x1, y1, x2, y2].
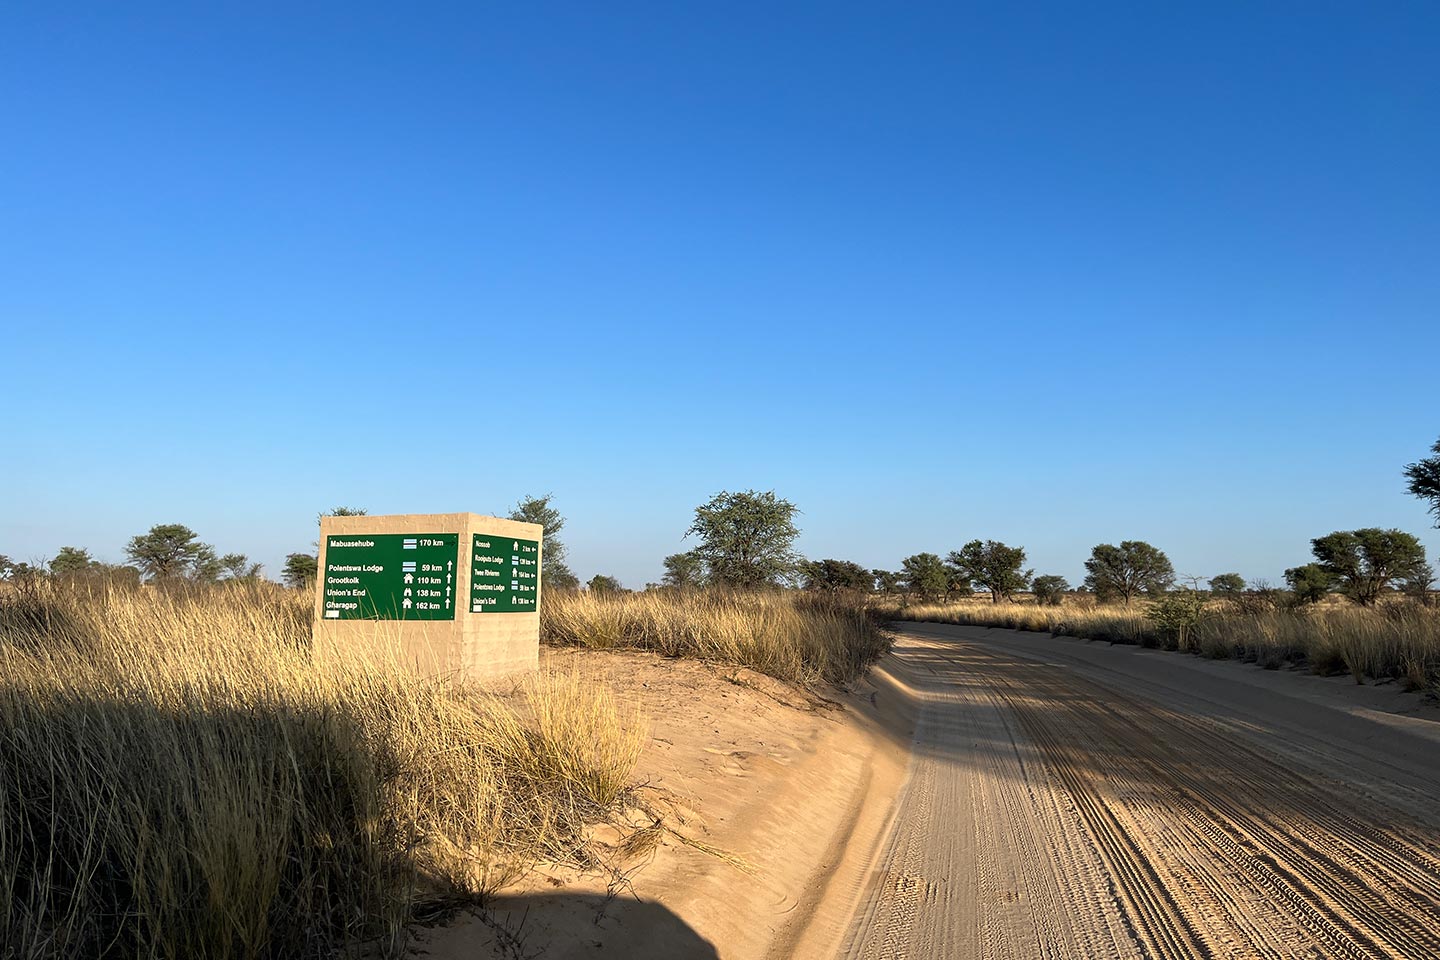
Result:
[445, 598, 450, 608]
[447, 561, 453, 571]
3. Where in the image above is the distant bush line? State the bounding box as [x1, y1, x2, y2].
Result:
[874, 597, 1440, 695]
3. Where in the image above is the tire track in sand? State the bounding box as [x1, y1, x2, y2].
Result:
[839, 627, 1440, 959]
[840, 640, 1137, 960]
[982, 640, 1440, 959]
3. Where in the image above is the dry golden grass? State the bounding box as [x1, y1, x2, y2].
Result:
[874, 596, 1440, 693]
[0, 579, 643, 960]
[541, 588, 890, 684]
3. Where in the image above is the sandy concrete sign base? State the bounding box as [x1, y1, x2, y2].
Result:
[312, 512, 542, 681]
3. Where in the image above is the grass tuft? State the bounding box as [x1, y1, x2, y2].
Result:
[541, 589, 890, 685]
[0, 580, 643, 959]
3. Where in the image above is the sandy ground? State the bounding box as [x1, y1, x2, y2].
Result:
[842, 623, 1440, 960]
[419, 625, 1440, 959]
[416, 646, 911, 960]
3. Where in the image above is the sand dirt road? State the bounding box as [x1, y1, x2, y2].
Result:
[838, 622, 1440, 960]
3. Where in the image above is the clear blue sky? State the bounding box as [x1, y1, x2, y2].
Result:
[3, 2, 1437, 588]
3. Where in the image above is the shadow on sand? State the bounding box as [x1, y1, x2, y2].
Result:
[421, 892, 719, 960]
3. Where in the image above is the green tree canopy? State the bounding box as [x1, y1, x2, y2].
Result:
[8, 561, 41, 581]
[282, 553, 318, 589]
[1404, 438, 1440, 526]
[1284, 563, 1333, 605]
[685, 489, 800, 588]
[1208, 573, 1246, 596]
[319, 506, 367, 522]
[1032, 574, 1070, 606]
[1310, 528, 1427, 606]
[802, 558, 874, 594]
[508, 493, 575, 586]
[220, 553, 263, 580]
[547, 566, 580, 591]
[947, 540, 1032, 604]
[1403, 562, 1435, 603]
[900, 553, 949, 601]
[662, 550, 705, 589]
[125, 524, 215, 582]
[190, 545, 223, 583]
[587, 574, 624, 595]
[944, 568, 974, 601]
[872, 569, 903, 594]
[1, 557, 42, 582]
[50, 546, 100, 578]
[1083, 541, 1175, 604]
[311, 507, 369, 553]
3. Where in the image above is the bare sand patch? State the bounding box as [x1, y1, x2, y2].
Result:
[417, 646, 909, 959]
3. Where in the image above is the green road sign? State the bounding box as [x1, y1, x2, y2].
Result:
[470, 534, 540, 613]
[321, 533, 458, 621]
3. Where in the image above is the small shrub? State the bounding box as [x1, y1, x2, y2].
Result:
[1032, 575, 1070, 607]
[1145, 589, 1211, 652]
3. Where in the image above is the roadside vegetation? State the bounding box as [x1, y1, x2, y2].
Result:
[860, 441, 1440, 694]
[0, 489, 891, 959]
[875, 595, 1439, 693]
[0, 578, 643, 960]
[2, 435, 1437, 958]
[870, 525, 1437, 695]
[537, 488, 888, 685]
[543, 588, 887, 684]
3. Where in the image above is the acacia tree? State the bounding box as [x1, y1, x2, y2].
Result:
[5, 560, 42, 581]
[546, 565, 581, 591]
[802, 559, 874, 594]
[944, 569, 974, 603]
[282, 553, 318, 589]
[50, 546, 100, 577]
[190, 545, 223, 583]
[662, 550, 705, 589]
[686, 490, 800, 588]
[220, 553, 263, 580]
[1403, 563, 1435, 605]
[587, 574, 624, 595]
[941, 558, 972, 602]
[1209, 573, 1246, 597]
[1310, 529, 1427, 606]
[1083, 541, 1174, 604]
[872, 569, 903, 595]
[1032, 574, 1070, 606]
[948, 540, 1032, 603]
[901, 553, 949, 601]
[1405, 438, 1440, 526]
[508, 493, 577, 588]
[308, 506, 369, 557]
[125, 525, 216, 582]
[1285, 563, 1333, 605]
